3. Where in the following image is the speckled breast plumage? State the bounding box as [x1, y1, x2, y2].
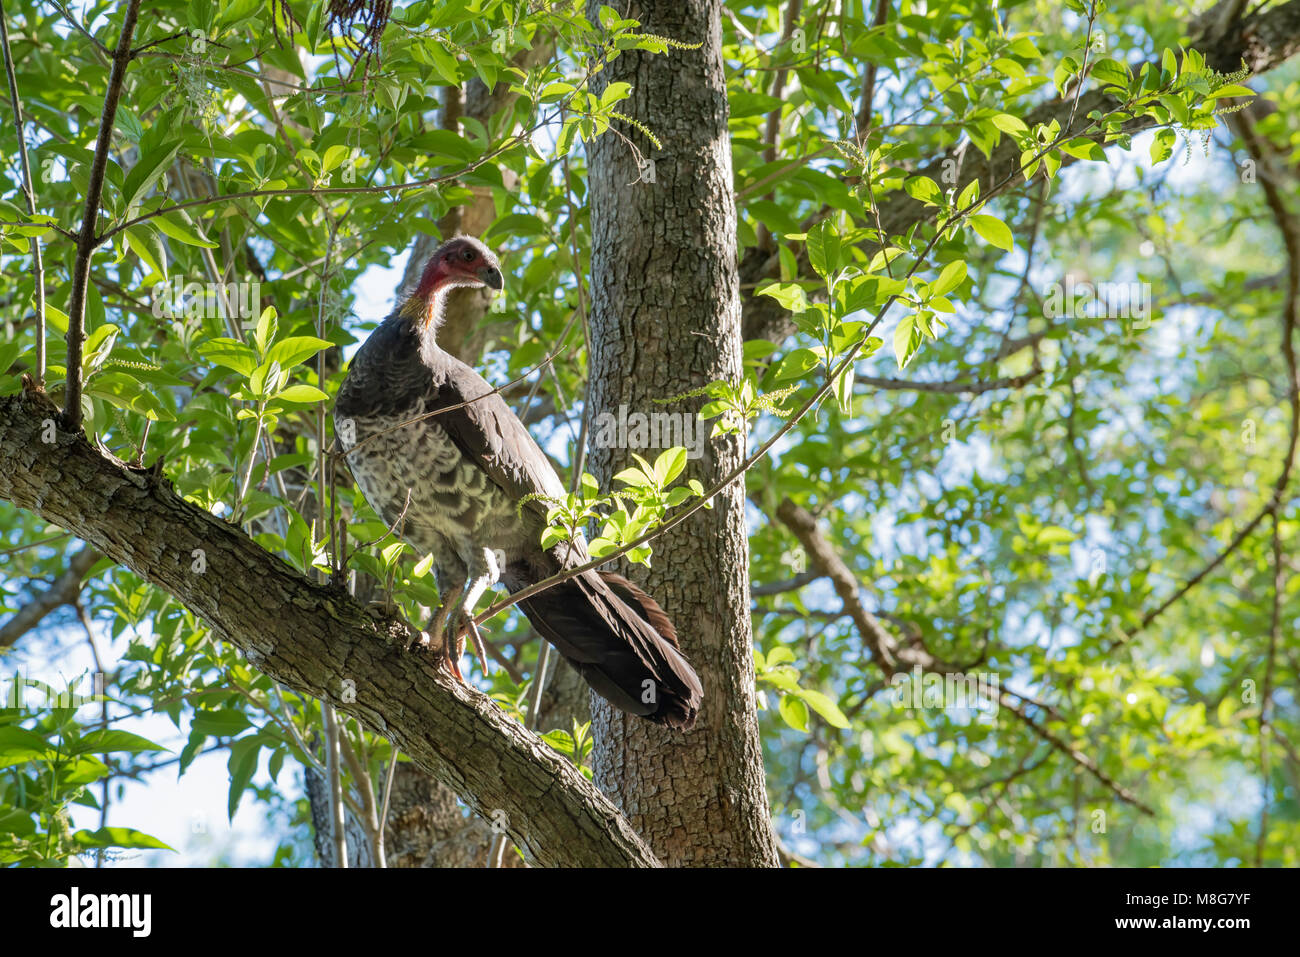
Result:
[338, 399, 532, 586]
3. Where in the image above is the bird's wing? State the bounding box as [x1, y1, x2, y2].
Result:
[428, 359, 569, 510]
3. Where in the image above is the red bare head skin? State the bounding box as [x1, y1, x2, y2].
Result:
[413, 236, 503, 301]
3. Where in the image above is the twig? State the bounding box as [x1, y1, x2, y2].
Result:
[751, 569, 822, 597]
[338, 729, 382, 867]
[755, 0, 804, 253]
[322, 702, 348, 867]
[857, 365, 1042, 395]
[1065, 1, 1099, 133]
[854, 0, 890, 135]
[0, 546, 101, 648]
[1257, 512, 1281, 866]
[62, 0, 144, 432]
[377, 747, 398, 868]
[0, 0, 46, 383]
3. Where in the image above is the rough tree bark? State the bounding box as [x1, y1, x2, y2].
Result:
[585, 0, 781, 866]
[0, 385, 656, 868]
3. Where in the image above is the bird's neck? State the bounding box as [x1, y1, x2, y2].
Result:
[399, 284, 451, 364]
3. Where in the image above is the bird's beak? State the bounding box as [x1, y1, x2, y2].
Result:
[479, 265, 503, 290]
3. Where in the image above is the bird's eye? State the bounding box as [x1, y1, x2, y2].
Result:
[462, 248, 476, 262]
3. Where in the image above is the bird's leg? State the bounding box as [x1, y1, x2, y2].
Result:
[416, 582, 467, 682]
[455, 548, 500, 675]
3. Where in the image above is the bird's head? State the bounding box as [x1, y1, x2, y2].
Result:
[412, 236, 503, 303]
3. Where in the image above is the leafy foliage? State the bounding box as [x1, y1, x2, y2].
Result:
[0, 0, 1296, 867]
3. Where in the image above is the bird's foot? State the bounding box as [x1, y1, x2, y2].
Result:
[411, 609, 469, 684]
[459, 617, 491, 675]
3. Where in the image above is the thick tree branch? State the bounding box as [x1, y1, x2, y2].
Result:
[0, 385, 658, 868]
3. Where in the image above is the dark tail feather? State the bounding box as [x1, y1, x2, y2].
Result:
[516, 570, 702, 729]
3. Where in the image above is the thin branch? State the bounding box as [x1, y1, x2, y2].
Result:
[0, 0, 46, 383]
[751, 569, 822, 597]
[1000, 692, 1154, 815]
[1257, 512, 1281, 866]
[0, 546, 102, 648]
[854, 0, 890, 135]
[377, 748, 398, 868]
[322, 701, 348, 868]
[338, 728, 382, 866]
[755, 0, 804, 253]
[857, 365, 1042, 395]
[62, 0, 144, 432]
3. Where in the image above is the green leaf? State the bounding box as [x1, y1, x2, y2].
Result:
[773, 347, 822, 382]
[192, 709, 251, 737]
[1161, 47, 1177, 81]
[653, 447, 688, 486]
[806, 220, 842, 278]
[799, 689, 850, 729]
[122, 141, 181, 211]
[930, 259, 968, 298]
[1037, 526, 1076, 544]
[71, 730, 169, 756]
[991, 113, 1028, 136]
[0, 727, 53, 768]
[969, 214, 1014, 251]
[1150, 128, 1177, 165]
[1059, 137, 1107, 161]
[894, 314, 917, 368]
[153, 211, 218, 248]
[304, 0, 326, 49]
[227, 736, 261, 821]
[1090, 58, 1131, 89]
[1203, 84, 1254, 101]
[321, 144, 351, 172]
[904, 175, 942, 206]
[73, 827, 173, 851]
[274, 384, 329, 404]
[779, 694, 810, 732]
[265, 336, 332, 370]
[833, 362, 855, 413]
[614, 467, 653, 488]
[199, 338, 258, 377]
[756, 281, 811, 313]
[600, 81, 632, 108]
[253, 306, 278, 356]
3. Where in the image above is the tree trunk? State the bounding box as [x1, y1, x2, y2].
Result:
[584, 0, 780, 866]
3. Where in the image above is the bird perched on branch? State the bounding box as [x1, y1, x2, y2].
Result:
[334, 236, 702, 729]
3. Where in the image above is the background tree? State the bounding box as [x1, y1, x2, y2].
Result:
[1, 0, 1298, 866]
